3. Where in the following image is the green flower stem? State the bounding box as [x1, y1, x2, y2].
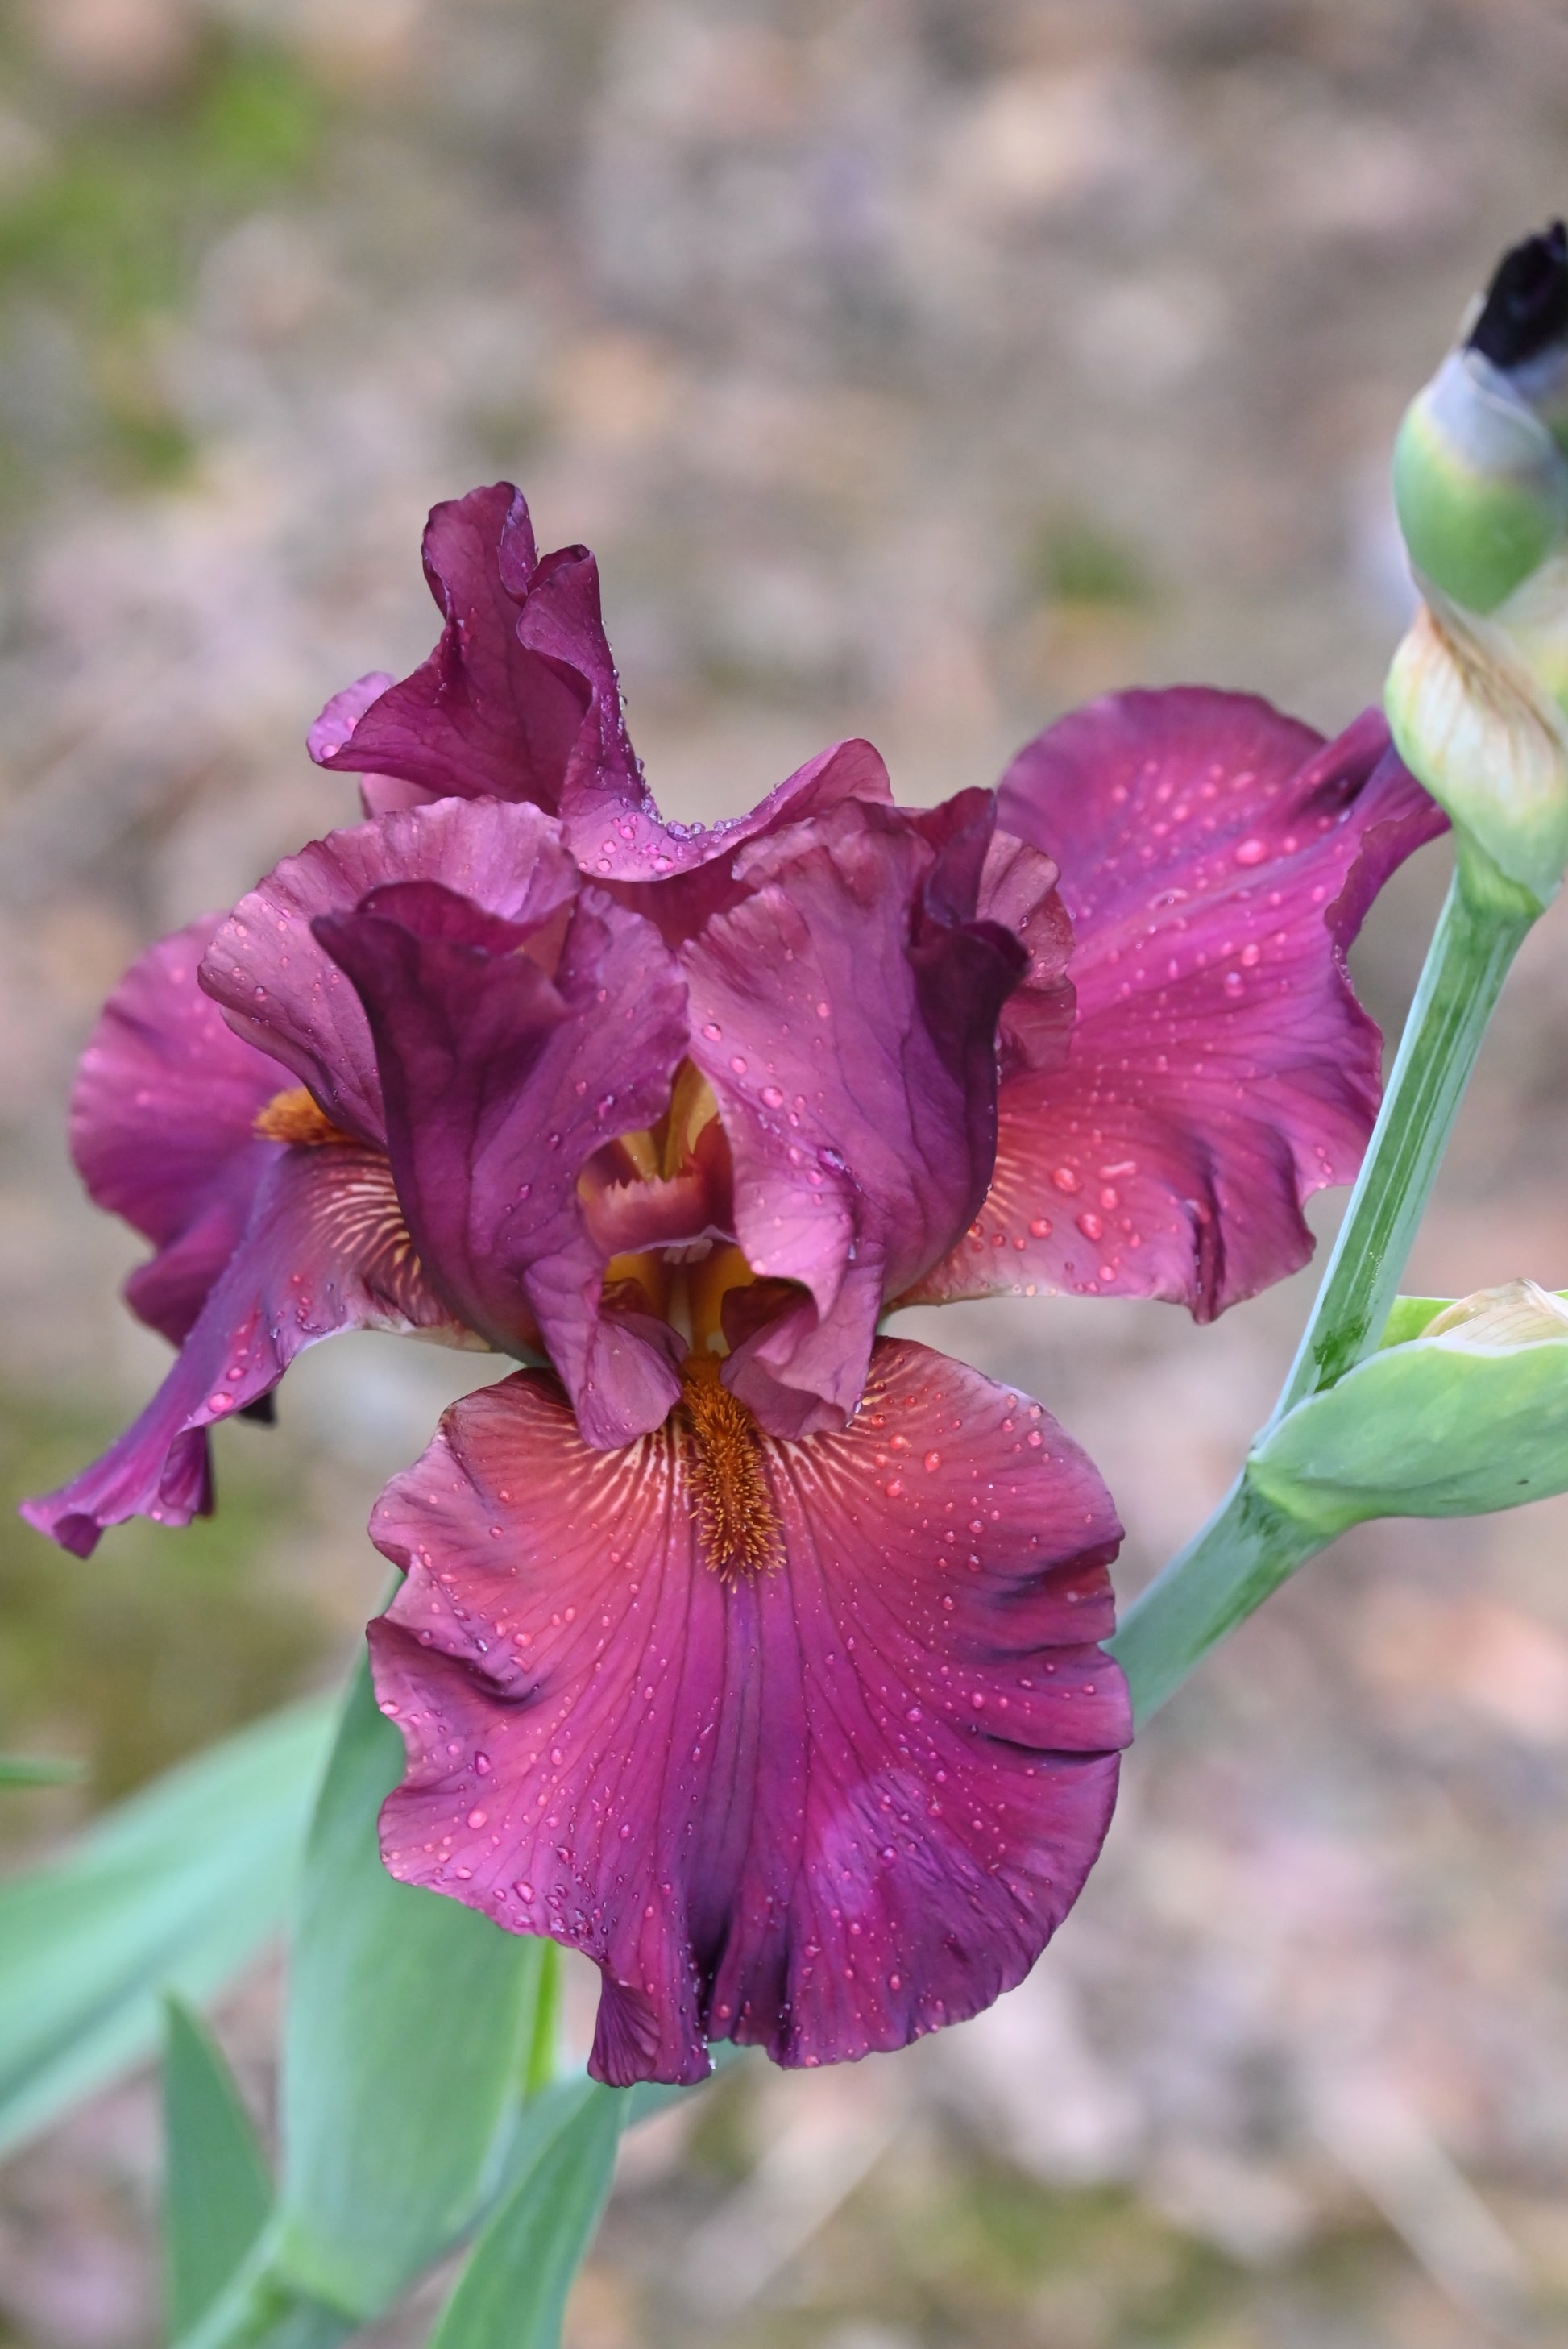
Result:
[1270, 869, 1534, 1417]
[1110, 863, 1536, 1724]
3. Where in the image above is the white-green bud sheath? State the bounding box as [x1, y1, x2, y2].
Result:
[1388, 222, 1568, 912]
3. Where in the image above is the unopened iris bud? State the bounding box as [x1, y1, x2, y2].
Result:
[1247, 1278, 1568, 1535]
[1388, 222, 1568, 910]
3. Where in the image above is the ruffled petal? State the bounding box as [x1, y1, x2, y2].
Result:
[69, 915, 287, 1346]
[682, 795, 1026, 1434]
[977, 829, 1076, 1078]
[369, 1335, 1128, 2085]
[907, 694, 1446, 1317]
[23, 1143, 463, 1557]
[313, 878, 690, 1445]
[201, 798, 579, 1148]
[309, 477, 894, 887]
[309, 485, 589, 810]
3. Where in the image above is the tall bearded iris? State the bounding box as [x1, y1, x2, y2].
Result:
[25, 484, 1444, 2084]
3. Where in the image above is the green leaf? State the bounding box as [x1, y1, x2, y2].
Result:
[0, 1754, 84, 1787]
[268, 1655, 550, 2318]
[163, 1996, 272, 2338]
[426, 2084, 624, 2349]
[1252, 1279, 1568, 1536]
[0, 1695, 333, 2160]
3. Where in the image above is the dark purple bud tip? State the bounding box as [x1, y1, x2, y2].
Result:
[1467, 221, 1568, 370]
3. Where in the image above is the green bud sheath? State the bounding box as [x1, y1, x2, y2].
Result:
[1392, 358, 1567, 614]
[1249, 1280, 1568, 1537]
[1388, 226, 1568, 909]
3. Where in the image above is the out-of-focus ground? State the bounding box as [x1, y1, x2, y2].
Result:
[3, 0, 1568, 2343]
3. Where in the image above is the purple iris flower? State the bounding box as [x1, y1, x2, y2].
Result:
[25, 485, 1446, 2083]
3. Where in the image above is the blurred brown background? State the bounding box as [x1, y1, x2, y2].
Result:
[3, 1, 1568, 2343]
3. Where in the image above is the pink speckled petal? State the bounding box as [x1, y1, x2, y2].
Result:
[23, 1143, 463, 1557]
[369, 1336, 1128, 2085]
[201, 797, 579, 1148]
[314, 878, 689, 1444]
[70, 915, 288, 1346]
[907, 695, 1446, 1316]
[599, 736, 894, 935]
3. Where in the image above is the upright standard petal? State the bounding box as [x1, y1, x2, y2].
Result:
[908, 693, 1447, 1317]
[23, 1139, 463, 1556]
[308, 485, 588, 811]
[309, 477, 894, 884]
[314, 878, 690, 1445]
[69, 915, 288, 1346]
[369, 1337, 1129, 2086]
[201, 798, 579, 1147]
[682, 795, 1026, 1435]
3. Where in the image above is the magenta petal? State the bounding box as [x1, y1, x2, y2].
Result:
[307, 671, 395, 766]
[23, 1143, 459, 1556]
[70, 915, 288, 1346]
[682, 795, 1026, 1434]
[201, 798, 579, 1149]
[309, 485, 588, 807]
[593, 735, 894, 917]
[313, 473, 894, 890]
[369, 1335, 1128, 2085]
[313, 878, 689, 1444]
[977, 831, 1076, 1077]
[910, 695, 1446, 1316]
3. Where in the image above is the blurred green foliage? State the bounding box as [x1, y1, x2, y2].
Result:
[1023, 513, 1156, 610]
[0, 1388, 330, 1818]
[0, 26, 327, 496]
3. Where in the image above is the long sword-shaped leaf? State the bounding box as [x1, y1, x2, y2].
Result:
[426, 2085, 624, 2349]
[0, 1695, 334, 2159]
[163, 1996, 273, 2339]
[266, 1655, 550, 2318]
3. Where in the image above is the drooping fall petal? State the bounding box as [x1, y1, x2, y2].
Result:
[907, 693, 1446, 1317]
[313, 877, 690, 1445]
[368, 1336, 1128, 2086]
[23, 1142, 464, 1556]
[69, 915, 288, 1346]
[201, 798, 580, 1148]
[682, 795, 1026, 1435]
